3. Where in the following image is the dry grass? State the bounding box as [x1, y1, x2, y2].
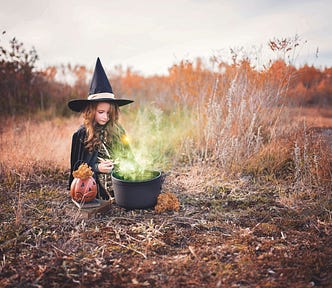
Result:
[0, 104, 331, 189]
[289, 107, 332, 128]
[165, 59, 298, 178]
[0, 117, 80, 174]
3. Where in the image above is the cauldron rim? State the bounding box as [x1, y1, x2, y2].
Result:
[111, 170, 161, 183]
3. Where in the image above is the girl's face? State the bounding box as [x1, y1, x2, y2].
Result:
[94, 102, 112, 126]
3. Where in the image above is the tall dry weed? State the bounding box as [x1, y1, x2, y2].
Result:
[292, 123, 332, 191]
[188, 59, 292, 174]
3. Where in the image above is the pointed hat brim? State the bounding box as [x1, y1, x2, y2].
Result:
[68, 97, 134, 112]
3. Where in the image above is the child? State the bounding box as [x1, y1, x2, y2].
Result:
[68, 57, 134, 200]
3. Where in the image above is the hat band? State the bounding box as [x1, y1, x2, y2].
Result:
[88, 92, 115, 100]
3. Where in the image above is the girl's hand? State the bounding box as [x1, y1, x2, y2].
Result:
[98, 160, 114, 174]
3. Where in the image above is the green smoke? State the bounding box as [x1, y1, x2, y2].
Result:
[111, 106, 195, 181]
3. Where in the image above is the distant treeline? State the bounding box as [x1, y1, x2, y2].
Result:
[1, 35, 331, 117]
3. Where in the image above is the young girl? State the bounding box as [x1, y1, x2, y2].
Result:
[68, 58, 134, 200]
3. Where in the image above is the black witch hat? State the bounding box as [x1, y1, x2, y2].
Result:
[68, 57, 133, 112]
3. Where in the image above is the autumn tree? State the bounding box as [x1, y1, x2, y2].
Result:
[0, 32, 39, 115]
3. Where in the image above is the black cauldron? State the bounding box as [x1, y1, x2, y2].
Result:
[111, 170, 162, 209]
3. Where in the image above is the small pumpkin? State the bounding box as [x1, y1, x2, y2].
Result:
[70, 176, 97, 203]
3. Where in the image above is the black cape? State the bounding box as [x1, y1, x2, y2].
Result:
[69, 126, 109, 199]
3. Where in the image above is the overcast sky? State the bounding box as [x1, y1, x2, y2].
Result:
[1, 0, 331, 76]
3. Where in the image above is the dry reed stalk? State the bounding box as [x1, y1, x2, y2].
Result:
[15, 177, 24, 226]
[197, 66, 290, 175]
[292, 122, 332, 192]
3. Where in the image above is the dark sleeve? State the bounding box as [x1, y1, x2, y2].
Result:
[69, 127, 87, 189]
[69, 126, 100, 190]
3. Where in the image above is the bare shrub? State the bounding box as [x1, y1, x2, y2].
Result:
[193, 59, 292, 175]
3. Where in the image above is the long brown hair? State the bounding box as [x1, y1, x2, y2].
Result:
[82, 102, 119, 152]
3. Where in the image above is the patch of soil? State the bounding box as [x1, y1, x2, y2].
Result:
[0, 167, 331, 287]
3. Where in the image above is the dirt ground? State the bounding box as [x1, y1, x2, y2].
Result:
[0, 164, 331, 288]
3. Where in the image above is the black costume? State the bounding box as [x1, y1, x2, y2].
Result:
[69, 124, 133, 200]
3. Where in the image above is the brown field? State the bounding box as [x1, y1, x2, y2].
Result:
[0, 106, 331, 287]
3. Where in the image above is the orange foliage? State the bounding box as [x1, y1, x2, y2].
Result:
[1, 34, 331, 116]
[168, 59, 214, 106]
